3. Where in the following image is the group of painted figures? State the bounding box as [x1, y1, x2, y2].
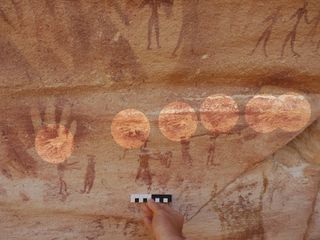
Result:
[251, 2, 320, 57]
[140, 1, 320, 57]
[134, 134, 219, 190]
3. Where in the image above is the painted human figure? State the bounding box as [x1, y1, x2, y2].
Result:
[57, 163, 67, 195]
[153, 150, 173, 168]
[135, 149, 152, 189]
[119, 149, 128, 160]
[140, 0, 161, 49]
[0, 126, 13, 179]
[109, 0, 130, 26]
[172, 0, 199, 56]
[81, 154, 96, 194]
[159, 151, 172, 168]
[281, 2, 311, 57]
[304, 9, 320, 43]
[251, 7, 281, 57]
[135, 140, 173, 188]
[180, 137, 192, 166]
[302, 9, 320, 54]
[207, 135, 219, 166]
[140, 0, 174, 50]
[135, 141, 152, 188]
[57, 160, 79, 196]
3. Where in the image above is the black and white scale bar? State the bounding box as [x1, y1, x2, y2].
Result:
[152, 194, 172, 203]
[130, 194, 172, 203]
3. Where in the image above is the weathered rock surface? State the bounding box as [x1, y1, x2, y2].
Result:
[0, 0, 320, 239]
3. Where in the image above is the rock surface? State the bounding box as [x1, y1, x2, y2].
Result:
[0, 0, 320, 239]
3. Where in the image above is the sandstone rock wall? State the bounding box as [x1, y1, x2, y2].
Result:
[0, 1, 320, 239]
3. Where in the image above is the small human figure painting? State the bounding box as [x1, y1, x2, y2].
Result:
[159, 151, 172, 168]
[303, 8, 320, 53]
[281, 2, 311, 57]
[207, 135, 219, 166]
[57, 160, 80, 199]
[180, 137, 192, 166]
[135, 150, 153, 189]
[81, 154, 96, 194]
[172, 0, 199, 57]
[135, 141, 153, 189]
[250, 7, 281, 57]
[140, 0, 174, 50]
[151, 150, 173, 168]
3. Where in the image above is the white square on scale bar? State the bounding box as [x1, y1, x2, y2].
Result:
[155, 198, 160, 203]
[163, 198, 168, 203]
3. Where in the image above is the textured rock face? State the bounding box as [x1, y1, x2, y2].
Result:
[0, 0, 320, 239]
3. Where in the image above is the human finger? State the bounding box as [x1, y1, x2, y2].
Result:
[69, 120, 77, 136]
[143, 216, 152, 232]
[44, 100, 56, 126]
[30, 107, 43, 133]
[147, 199, 163, 213]
[158, 203, 173, 213]
[141, 204, 153, 218]
[60, 105, 71, 126]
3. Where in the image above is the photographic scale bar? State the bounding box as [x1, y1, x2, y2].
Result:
[130, 194, 172, 204]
